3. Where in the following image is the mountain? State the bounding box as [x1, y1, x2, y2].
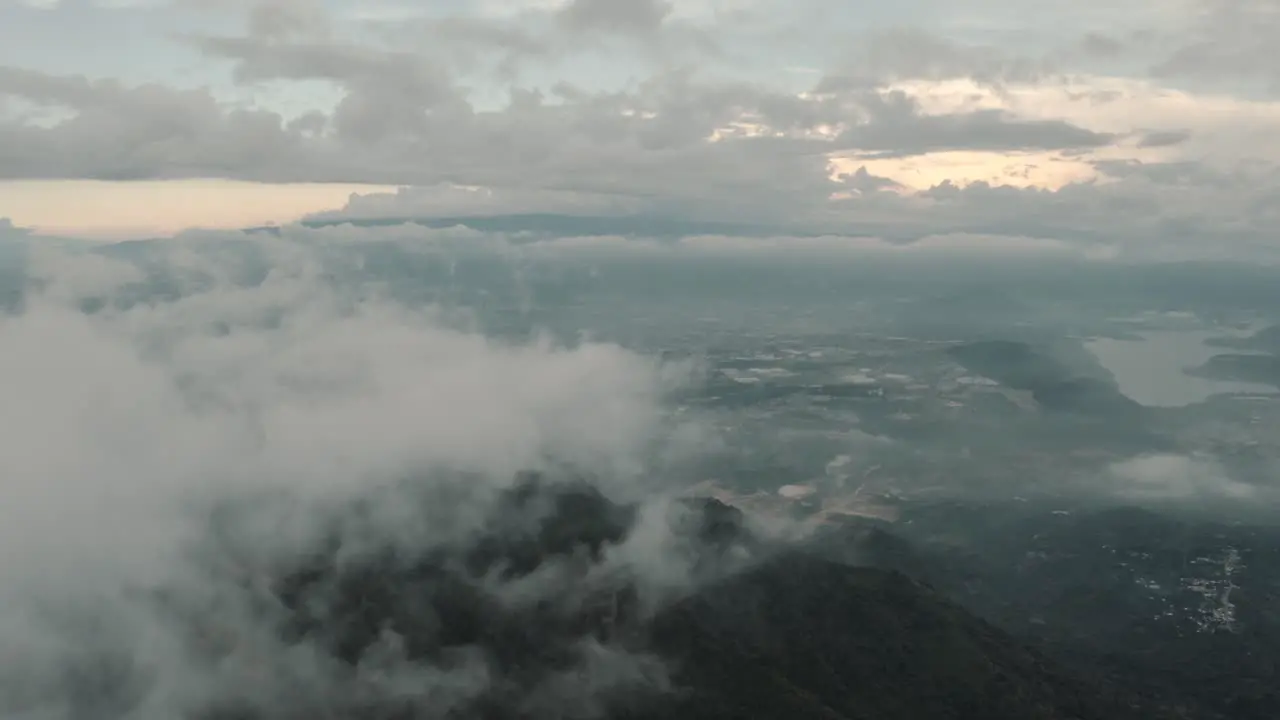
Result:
[948, 340, 1146, 420]
[869, 502, 1280, 720]
[183, 475, 1199, 720]
[191, 474, 757, 720]
[295, 213, 784, 239]
[633, 556, 1171, 720]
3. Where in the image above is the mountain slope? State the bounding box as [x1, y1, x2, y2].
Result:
[182, 477, 1199, 720]
[636, 555, 1171, 720]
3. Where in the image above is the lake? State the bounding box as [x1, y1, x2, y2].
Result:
[1085, 330, 1277, 407]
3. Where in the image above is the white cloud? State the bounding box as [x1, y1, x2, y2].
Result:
[0, 228, 722, 717]
[1107, 453, 1260, 502]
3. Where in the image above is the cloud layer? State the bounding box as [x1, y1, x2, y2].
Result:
[2, 0, 1280, 256]
[0, 228, 731, 718]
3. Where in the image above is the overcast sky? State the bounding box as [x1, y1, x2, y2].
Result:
[1, 0, 1279, 257]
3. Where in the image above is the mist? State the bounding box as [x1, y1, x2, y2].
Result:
[0, 230, 736, 719]
[3, 218, 1279, 718]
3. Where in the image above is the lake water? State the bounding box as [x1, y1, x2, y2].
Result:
[1085, 330, 1277, 407]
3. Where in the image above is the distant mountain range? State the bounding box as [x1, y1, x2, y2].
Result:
[267, 213, 798, 240]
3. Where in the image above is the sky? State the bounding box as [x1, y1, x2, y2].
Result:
[0, 0, 1279, 257]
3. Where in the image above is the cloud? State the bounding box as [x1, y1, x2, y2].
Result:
[834, 91, 1116, 158]
[3, 0, 1280, 258]
[824, 28, 1054, 87]
[308, 184, 649, 220]
[241, 0, 333, 41]
[1076, 32, 1126, 59]
[0, 3, 1128, 193]
[191, 25, 466, 146]
[555, 0, 672, 36]
[1152, 0, 1280, 91]
[195, 217, 1106, 264]
[0, 60, 1121, 227]
[0, 227, 737, 718]
[0, 66, 309, 182]
[298, 156, 1280, 262]
[1106, 453, 1261, 502]
[1137, 129, 1191, 148]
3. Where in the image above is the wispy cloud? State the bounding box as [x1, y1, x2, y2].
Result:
[0, 228, 731, 717]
